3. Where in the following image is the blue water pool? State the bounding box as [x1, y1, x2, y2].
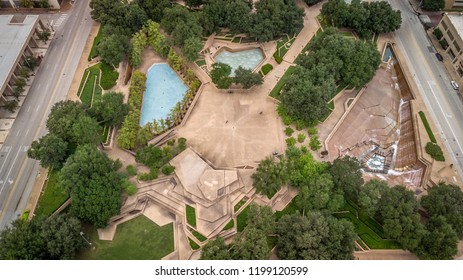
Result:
[214, 48, 264, 76]
[140, 63, 188, 126]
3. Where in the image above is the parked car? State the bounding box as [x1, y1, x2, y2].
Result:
[435, 52, 443, 61]
[451, 80, 459, 90]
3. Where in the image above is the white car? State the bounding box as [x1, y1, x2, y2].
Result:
[451, 80, 459, 90]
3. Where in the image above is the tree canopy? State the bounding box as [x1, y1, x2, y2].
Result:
[59, 145, 124, 228]
[252, 156, 288, 199]
[234, 66, 263, 89]
[416, 216, 458, 260]
[422, 0, 444, 11]
[90, 92, 128, 127]
[0, 215, 84, 260]
[321, 0, 401, 38]
[28, 133, 68, 170]
[327, 156, 364, 203]
[276, 212, 356, 260]
[210, 62, 233, 89]
[376, 186, 425, 251]
[421, 183, 463, 239]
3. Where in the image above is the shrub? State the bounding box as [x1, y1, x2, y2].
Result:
[3, 100, 18, 113]
[273, 53, 283, 64]
[138, 167, 159, 181]
[433, 28, 443, 40]
[123, 180, 137, 196]
[309, 135, 322, 151]
[297, 133, 306, 143]
[308, 127, 318, 136]
[126, 165, 137, 176]
[167, 139, 176, 146]
[295, 120, 305, 130]
[425, 142, 445, 161]
[284, 127, 294, 136]
[439, 39, 449, 49]
[286, 137, 296, 147]
[262, 64, 273, 75]
[161, 164, 175, 175]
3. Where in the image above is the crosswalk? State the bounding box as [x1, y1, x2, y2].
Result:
[52, 14, 68, 29]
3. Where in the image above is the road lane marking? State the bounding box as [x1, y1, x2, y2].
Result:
[427, 80, 463, 153]
[0, 1, 91, 225]
[15, 129, 21, 136]
[25, 128, 30, 136]
[0, 147, 12, 174]
[27, 106, 31, 113]
[0, 147, 22, 196]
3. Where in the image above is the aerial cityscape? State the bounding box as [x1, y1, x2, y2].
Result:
[0, 0, 463, 261]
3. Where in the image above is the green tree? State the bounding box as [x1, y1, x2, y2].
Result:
[90, 92, 128, 127]
[97, 34, 129, 67]
[422, 0, 444, 11]
[46, 101, 86, 142]
[182, 36, 203, 61]
[252, 156, 287, 199]
[417, 216, 458, 260]
[130, 30, 148, 68]
[421, 183, 463, 239]
[135, 0, 171, 22]
[0, 219, 45, 259]
[185, 0, 204, 8]
[0, 215, 84, 260]
[28, 133, 68, 170]
[210, 62, 233, 89]
[276, 212, 356, 260]
[358, 179, 389, 216]
[281, 67, 335, 125]
[295, 173, 344, 212]
[200, 237, 232, 260]
[234, 66, 263, 89]
[71, 115, 102, 145]
[40, 214, 86, 260]
[327, 156, 364, 203]
[231, 204, 274, 260]
[59, 145, 123, 228]
[249, 0, 304, 42]
[376, 186, 425, 251]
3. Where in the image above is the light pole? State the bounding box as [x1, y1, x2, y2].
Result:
[80, 231, 92, 247]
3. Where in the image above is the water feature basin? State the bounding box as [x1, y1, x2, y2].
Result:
[140, 63, 188, 126]
[214, 47, 264, 76]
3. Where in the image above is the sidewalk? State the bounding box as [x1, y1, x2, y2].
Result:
[66, 22, 100, 101]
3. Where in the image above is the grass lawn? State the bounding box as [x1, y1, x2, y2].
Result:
[186, 205, 196, 227]
[418, 111, 437, 143]
[334, 201, 401, 250]
[274, 197, 298, 221]
[223, 219, 234, 231]
[191, 229, 207, 242]
[33, 170, 69, 218]
[195, 59, 206, 67]
[236, 204, 251, 232]
[316, 15, 330, 31]
[234, 199, 247, 213]
[79, 216, 174, 260]
[269, 66, 296, 100]
[88, 27, 103, 61]
[275, 35, 296, 58]
[189, 238, 200, 250]
[100, 62, 118, 90]
[232, 36, 241, 43]
[261, 64, 273, 75]
[78, 64, 102, 107]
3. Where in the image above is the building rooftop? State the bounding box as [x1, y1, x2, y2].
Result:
[447, 13, 463, 43]
[0, 14, 38, 95]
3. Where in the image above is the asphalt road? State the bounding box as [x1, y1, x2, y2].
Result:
[0, 0, 93, 230]
[386, 0, 463, 181]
